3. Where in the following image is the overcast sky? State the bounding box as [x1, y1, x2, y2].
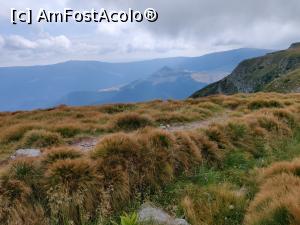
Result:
[0, 0, 300, 66]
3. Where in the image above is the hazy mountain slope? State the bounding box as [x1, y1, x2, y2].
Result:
[0, 48, 270, 111]
[191, 43, 300, 97]
[59, 67, 207, 106]
[264, 68, 300, 93]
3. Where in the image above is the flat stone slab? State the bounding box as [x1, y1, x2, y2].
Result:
[138, 203, 189, 225]
[11, 149, 41, 159]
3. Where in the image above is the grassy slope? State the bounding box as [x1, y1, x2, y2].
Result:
[264, 68, 300, 93]
[0, 93, 300, 225]
[0, 100, 224, 161]
[192, 46, 300, 97]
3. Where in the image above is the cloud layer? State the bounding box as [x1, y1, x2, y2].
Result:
[1, 0, 300, 66]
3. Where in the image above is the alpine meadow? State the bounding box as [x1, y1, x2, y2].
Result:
[1, 0, 300, 224]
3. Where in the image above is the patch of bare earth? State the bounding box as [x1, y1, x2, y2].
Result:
[71, 113, 230, 152]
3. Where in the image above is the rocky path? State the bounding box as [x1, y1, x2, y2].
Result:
[71, 137, 99, 152]
[71, 113, 229, 152]
[1, 113, 231, 166]
[163, 113, 228, 132]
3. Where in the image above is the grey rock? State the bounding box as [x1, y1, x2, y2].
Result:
[138, 204, 189, 225]
[160, 125, 167, 130]
[174, 219, 190, 225]
[12, 149, 41, 159]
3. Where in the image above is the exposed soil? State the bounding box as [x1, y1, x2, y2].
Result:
[71, 113, 229, 152]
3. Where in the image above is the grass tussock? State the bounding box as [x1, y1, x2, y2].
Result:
[245, 173, 300, 225]
[45, 159, 103, 225]
[173, 131, 202, 174]
[0, 123, 41, 144]
[111, 113, 154, 131]
[98, 103, 137, 114]
[42, 147, 82, 165]
[21, 130, 64, 148]
[248, 99, 283, 110]
[52, 124, 83, 138]
[181, 184, 246, 225]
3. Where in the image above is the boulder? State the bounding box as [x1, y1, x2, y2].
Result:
[138, 203, 189, 225]
[11, 149, 41, 159]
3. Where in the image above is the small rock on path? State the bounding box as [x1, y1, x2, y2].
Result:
[71, 137, 99, 152]
[11, 149, 41, 159]
[138, 203, 189, 225]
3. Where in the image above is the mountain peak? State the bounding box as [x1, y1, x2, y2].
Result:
[289, 42, 300, 49]
[158, 66, 173, 73]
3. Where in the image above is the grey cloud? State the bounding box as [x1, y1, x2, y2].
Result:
[5, 35, 37, 49]
[3, 34, 71, 51]
[0, 35, 4, 48]
[1, 0, 300, 66]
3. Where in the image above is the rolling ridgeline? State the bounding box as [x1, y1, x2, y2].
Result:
[0, 48, 270, 111]
[192, 42, 300, 97]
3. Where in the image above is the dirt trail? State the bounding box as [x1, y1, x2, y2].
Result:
[71, 113, 229, 152]
[71, 137, 99, 152]
[163, 114, 228, 132]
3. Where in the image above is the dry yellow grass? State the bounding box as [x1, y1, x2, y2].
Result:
[181, 184, 246, 225]
[245, 173, 300, 225]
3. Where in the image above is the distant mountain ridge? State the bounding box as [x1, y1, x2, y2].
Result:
[191, 43, 300, 97]
[0, 48, 271, 111]
[58, 67, 208, 106]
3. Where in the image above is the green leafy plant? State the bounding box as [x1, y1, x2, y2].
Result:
[112, 212, 139, 225]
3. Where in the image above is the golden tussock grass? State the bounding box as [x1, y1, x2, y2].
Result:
[245, 173, 300, 225]
[0, 93, 299, 224]
[1, 203, 49, 225]
[258, 158, 300, 182]
[45, 159, 103, 225]
[0, 123, 42, 144]
[20, 129, 64, 148]
[42, 147, 83, 165]
[110, 112, 154, 131]
[173, 131, 203, 175]
[181, 184, 246, 225]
